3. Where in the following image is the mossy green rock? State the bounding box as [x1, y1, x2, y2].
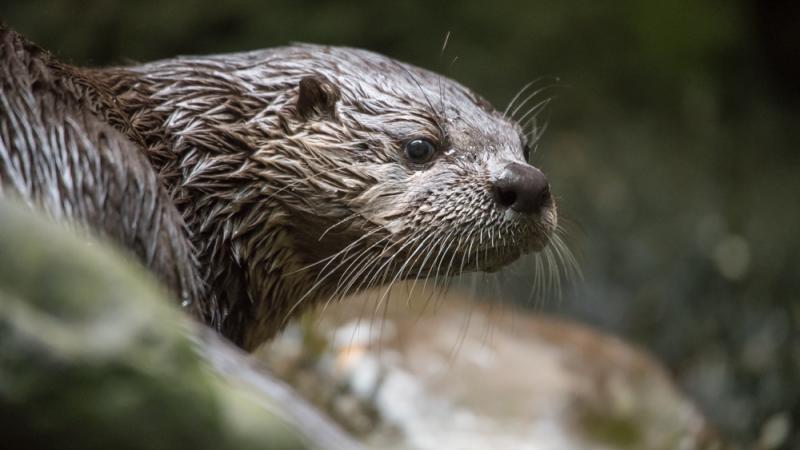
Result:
[0, 200, 328, 450]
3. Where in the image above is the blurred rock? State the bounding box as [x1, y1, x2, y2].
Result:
[262, 289, 730, 450]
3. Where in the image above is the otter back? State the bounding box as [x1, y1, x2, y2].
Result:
[0, 26, 205, 311]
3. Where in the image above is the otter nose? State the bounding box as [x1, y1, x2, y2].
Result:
[492, 162, 551, 214]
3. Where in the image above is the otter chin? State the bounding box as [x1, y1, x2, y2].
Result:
[1, 27, 557, 351]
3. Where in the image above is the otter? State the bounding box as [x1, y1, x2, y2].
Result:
[0, 26, 558, 350]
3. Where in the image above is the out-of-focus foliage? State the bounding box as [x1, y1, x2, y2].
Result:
[3, 0, 797, 446]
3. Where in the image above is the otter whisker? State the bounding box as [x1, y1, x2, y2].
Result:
[374, 223, 454, 315]
[436, 30, 456, 123]
[328, 248, 383, 304]
[406, 230, 450, 315]
[369, 237, 420, 337]
[333, 231, 408, 294]
[546, 245, 563, 300]
[316, 240, 387, 319]
[435, 240, 466, 311]
[317, 232, 398, 318]
[422, 229, 459, 293]
[289, 199, 417, 278]
[328, 232, 399, 298]
[363, 232, 425, 300]
[461, 225, 478, 273]
[441, 228, 472, 299]
[509, 84, 554, 123]
[317, 211, 362, 242]
[552, 232, 582, 283]
[548, 233, 568, 282]
[540, 245, 553, 300]
[524, 119, 550, 162]
[316, 196, 417, 242]
[360, 233, 420, 336]
[517, 97, 552, 132]
[449, 225, 478, 303]
[440, 31, 451, 56]
[529, 251, 545, 304]
[403, 229, 448, 305]
[327, 230, 420, 313]
[503, 80, 537, 118]
[419, 230, 461, 315]
[376, 230, 438, 308]
[536, 252, 547, 303]
[282, 231, 397, 324]
[289, 224, 387, 278]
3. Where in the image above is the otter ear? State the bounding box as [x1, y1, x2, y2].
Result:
[296, 75, 341, 120]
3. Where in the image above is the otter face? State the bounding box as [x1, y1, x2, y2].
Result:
[281, 46, 557, 286]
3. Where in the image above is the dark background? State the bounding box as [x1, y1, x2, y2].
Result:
[4, 0, 798, 446]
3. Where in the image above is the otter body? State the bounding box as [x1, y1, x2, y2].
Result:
[0, 27, 557, 350]
[0, 28, 205, 310]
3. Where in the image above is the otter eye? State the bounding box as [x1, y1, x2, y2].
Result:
[522, 143, 532, 162]
[404, 139, 436, 164]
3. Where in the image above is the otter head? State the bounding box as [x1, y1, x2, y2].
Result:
[98, 45, 557, 349]
[276, 47, 556, 288]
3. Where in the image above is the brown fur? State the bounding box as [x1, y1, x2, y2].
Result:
[1, 27, 558, 350]
[0, 26, 205, 311]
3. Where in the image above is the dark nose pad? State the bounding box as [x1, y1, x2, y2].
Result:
[492, 162, 551, 214]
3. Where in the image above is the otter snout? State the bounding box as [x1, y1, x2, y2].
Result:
[492, 162, 551, 215]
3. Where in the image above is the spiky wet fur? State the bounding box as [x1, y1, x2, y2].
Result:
[1, 28, 559, 350]
[0, 27, 205, 312]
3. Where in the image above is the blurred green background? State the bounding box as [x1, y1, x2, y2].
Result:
[3, 0, 798, 445]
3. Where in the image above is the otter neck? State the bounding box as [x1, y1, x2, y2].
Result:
[87, 66, 322, 350]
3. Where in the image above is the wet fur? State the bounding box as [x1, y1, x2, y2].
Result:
[0, 27, 557, 350]
[0, 27, 205, 310]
